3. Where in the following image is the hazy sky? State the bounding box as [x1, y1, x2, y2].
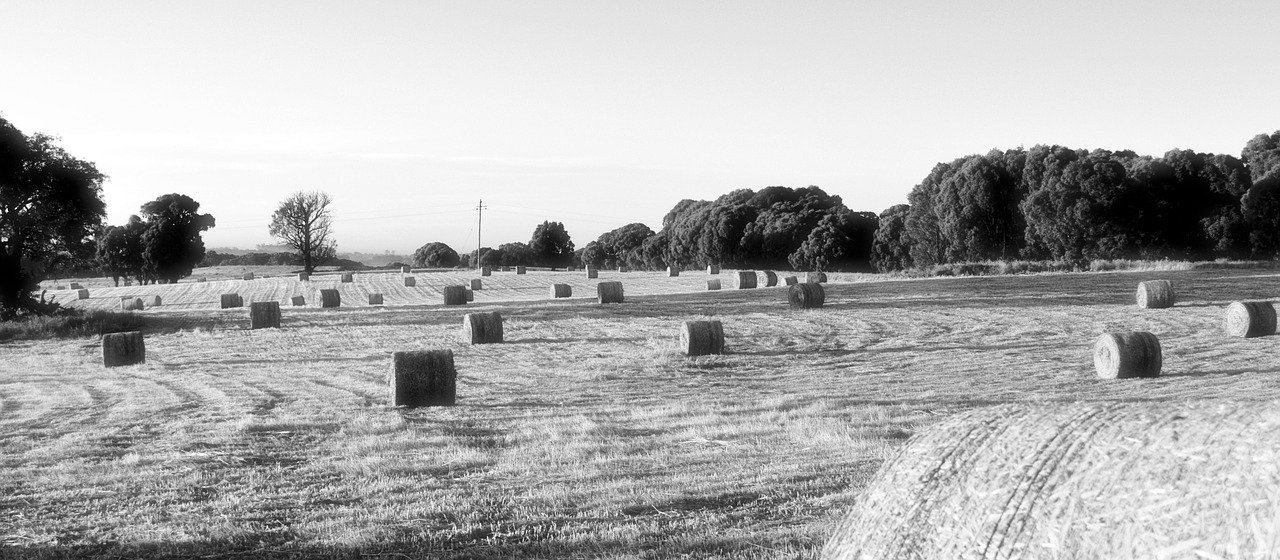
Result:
[3, 1, 1277, 254]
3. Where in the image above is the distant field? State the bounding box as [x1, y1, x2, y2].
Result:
[5, 268, 1280, 558]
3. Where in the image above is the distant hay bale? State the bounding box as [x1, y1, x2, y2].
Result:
[297, 272, 309, 281]
[320, 289, 341, 308]
[667, 266, 680, 277]
[516, 266, 526, 274]
[463, 311, 504, 344]
[707, 279, 721, 291]
[736, 271, 757, 289]
[102, 331, 145, 368]
[404, 276, 416, 287]
[341, 272, 354, 283]
[1135, 280, 1174, 309]
[124, 279, 132, 286]
[1093, 331, 1161, 379]
[481, 267, 492, 276]
[220, 293, 243, 309]
[401, 265, 411, 274]
[821, 401, 1280, 560]
[243, 272, 254, 281]
[470, 278, 482, 290]
[250, 301, 281, 329]
[784, 275, 798, 286]
[147, 295, 162, 307]
[707, 264, 720, 275]
[1223, 301, 1277, 338]
[788, 283, 825, 309]
[70, 282, 83, 290]
[465, 288, 474, 302]
[501, 266, 511, 272]
[120, 298, 143, 311]
[77, 289, 89, 300]
[550, 284, 572, 298]
[442, 285, 468, 305]
[586, 267, 598, 279]
[617, 266, 629, 273]
[680, 320, 725, 356]
[291, 296, 305, 306]
[198, 278, 207, 282]
[806, 271, 827, 283]
[763, 270, 778, 287]
[598, 281, 624, 304]
[390, 349, 456, 407]
[368, 293, 384, 305]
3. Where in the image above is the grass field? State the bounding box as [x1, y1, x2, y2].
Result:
[4, 267, 1280, 558]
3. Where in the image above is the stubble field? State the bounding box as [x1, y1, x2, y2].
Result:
[3, 267, 1280, 559]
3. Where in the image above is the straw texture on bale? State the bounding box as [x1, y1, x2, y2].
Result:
[291, 296, 305, 306]
[404, 276, 416, 287]
[1093, 331, 1161, 379]
[319, 289, 341, 308]
[481, 267, 492, 276]
[1223, 301, 1277, 338]
[806, 271, 827, 283]
[297, 272, 309, 281]
[401, 265, 411, 273]
[120, 298, 144, 311]
[788, 283, 825, 309]
[77, 289, 89, 299]
[442, 285, 467, 305]
[598, 281, 624, 304]
[516, 266, 526, 274]
[250, 301, 281, 329]
[102, 331, 145, 367]
[390, 349, 456, 407]
[707, 264, 720, 275]
[463, 311, 504, 344]
[465, 288, 474, 302]
[1135, 279, 1174, 309]
[242, 272, 254, 281]
[550, 284, 572, 298]
[667, 266, 679, 277]
[586, 267, 598, 279]
[821, 401, 1280, 560]
[470, 278, 482, 290]
[680, 320, 725, 356]
[368, 293, 384, 305]
[707, 279, 721, 291]
[341, 272, 354, 283]
[783, 275, 798, 286]
[736, 271, 757, 289]
[220, 293, 243, 309]
[763, 270, 778, 287]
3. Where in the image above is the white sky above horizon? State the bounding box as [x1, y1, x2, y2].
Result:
[3, 0, 1277, 254]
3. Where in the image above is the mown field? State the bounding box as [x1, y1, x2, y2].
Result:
[4, 267, 1280, 559]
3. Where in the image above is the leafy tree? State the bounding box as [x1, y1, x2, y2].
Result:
[140, 194, 216, 283]
[903, 160, 960, 267]
[497, 242, 535, 266]
[788, 210, 878, 272]
[1242, 131, 1280, 183]
[637, 233, 670, 270]
[593, 223, 654, 268]
[95, 215, 147, 286]
[579, 241, 605, 268]
[412, 242, 460, 268]
[0, 117, 106, 316]
[476, 247, 501, 267]
[871, 204, 913, 272]
[529, 221, 574, 268]
[269, 190, 336, 274]
[1021, 149, 1142, 261]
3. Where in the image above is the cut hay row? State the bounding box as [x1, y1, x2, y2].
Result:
[822, 401, 1280, 560]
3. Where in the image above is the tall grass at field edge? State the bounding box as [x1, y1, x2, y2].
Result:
[0, 310, 149, 342]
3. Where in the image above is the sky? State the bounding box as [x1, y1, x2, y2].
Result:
[2, 1, 1277, 255]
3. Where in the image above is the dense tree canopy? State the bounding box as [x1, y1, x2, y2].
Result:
[529, 221, 574, 268]
[140, 193, 216, 283]
[411, 242, 460, 268]
[95, 215, 147, 286]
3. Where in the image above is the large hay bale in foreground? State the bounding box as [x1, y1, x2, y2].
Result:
[291, 296, 305, 306]
[463, 311, 504, 344]
[550, 284, 572, 298]
[821, 401, 1280, 560]
[1093, 331, 1161, 379]
[120, 298, 144, 311]
[220, 293, 243, 309]
[598, 281, 624, 304]
[1224, 301, 1277, 338]
[77, 289, 89, 300]
[341, 272, 354, 283]
[667, 266, 679, 277]
[788, 283, 825, 309]
[390, 350, 456, 407]
[442, 285, 467, 305]
[586, 267, 598, 279]
[470, 278, 482, 290]
[250, 301, 281, 329]
[319, 289, 341, 308]
[102, 331, 145, 367]
[680, 320, 724, 356]
[297, 272, 309, 281]
[763, 270, 778, 287]
[783, 275, 798, 286]
[404, 276, 416, 287]
[707, 264, 720, 275]
[736, 271, 757, 289]
[1136, 279, 1174, 308]
[242, 272, 254, 281]
[368, 293, 384, 305]
[707, 279, 721, 291]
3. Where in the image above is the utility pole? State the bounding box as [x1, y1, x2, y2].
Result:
[474, 199, 487, 270]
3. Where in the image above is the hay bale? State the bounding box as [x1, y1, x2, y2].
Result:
[120, 298, 144, 311]
[707, 279, 721, 291]
[319, 289, 341, 308]
[297, 272, 309, 281]
[70, 282, 83, 290]
[806, 271, 827, 283]
[291, 296, 305, 306]
[463, 311, 504, 344]
[147, 295, 162, 307]
[442, 285, 468, 305]
[465, 288, 474, 302]
[784, 275, 798, 286]
[198, 278, 207, 282]
[598, 281, 624, 304]
[1093, 331, 1161, 379]
[763, 270, 778, 287]
[1223, 301, 1277, 338]
[243, 272, 254, 281]
[481, 267, 492, 276]
[368, 293, 384, 305]
[788, 283, 825, 309]
[821, 401, 1280, 560]
[680, 320, 725, 356]
[501, 266, 511, 272]
[390, 349, 456, 407]
[1135, 280, 1174, 308]
[516, 266, 526, 274]
[102, 331, 145, 367]
[124, 279, 132, 286]
[707, 264, 720, 275]
[550, 284, 572, 298]
[470, 278, 482, 290]
[617, 266, 629, 273]
[667, 266, 680, 277]
[220, 293, 243, 309]
[77, 289, 89, 300]
[586, 267, 598, 279]
[341, 272, 354, 283]
[736, 271, 757, 289]
[401, 265, 411, 274]
[404, 276, 416, 287]
[250, 301, 281, 329]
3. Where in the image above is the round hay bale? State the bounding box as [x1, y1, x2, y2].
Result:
[1093, 331, 1161, 379]
[70, 282, 83, 290]
[341, 272, 354, 283]
[550, 284, 572, 298]
[250, 301, 281, 329]
[463, 311, 503, 344]
[667, 266, 680, 277]
[297, 272, 309, 281]
[442, 285, 468, 306]
[735, 271, 757, 289]
[617, 266, 629, 273]
[598, 281, 624, 304]
[806, 271, 827, 283]
[120, 298, 144, 311]
[102, 331, 145, 367]
[470, 278, 482, 290]
[465, 288, 474, 302]
[390, 349, 456, 407]
[220, 293, 243, 309]
[243, 272, 254, 281]
[788, 283, 825, 309]
[516, 266, 527, 274]
[680, 320, 724, 356]
[77, 289, 89, 300]
[146, 295, 161, 307]
[1135, 280, 1174, 309]
[401, 265, 411, 274]
[783, 275, 798, 286]
[707, 279, 721, 291]
[707, 264, 720, 275]
[404, 276, 416, 287]
[763, 270, 778, 287]
[291, 296, 305, 306]
[1223, 301, 1277, 338]
[821, 401, 1280, 560]
[368, 293, 384, 305]
[586, 267, 599, 279]
[481, 267, 492, 277]
[319, 289, 341, 308]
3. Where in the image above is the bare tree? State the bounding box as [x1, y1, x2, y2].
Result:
[269, 191, 336, 274]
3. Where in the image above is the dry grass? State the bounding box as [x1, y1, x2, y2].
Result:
[4, 268, 1280, 558]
